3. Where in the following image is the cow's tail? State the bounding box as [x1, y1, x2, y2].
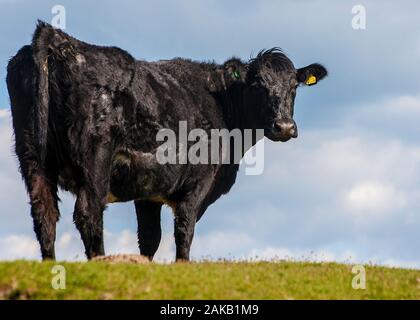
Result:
[31, 20, 55, 166]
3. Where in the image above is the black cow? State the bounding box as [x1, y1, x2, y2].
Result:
[6, 21, 327, 261]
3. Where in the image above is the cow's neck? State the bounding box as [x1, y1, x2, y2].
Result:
[220, 84, 262, 150]
[221, 84, 248, 129]
[207, 68, 263, 151]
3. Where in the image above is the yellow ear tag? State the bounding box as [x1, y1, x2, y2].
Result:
[306, 75, 317, 85]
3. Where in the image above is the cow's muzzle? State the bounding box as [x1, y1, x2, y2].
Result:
[266, 119, 298, 142]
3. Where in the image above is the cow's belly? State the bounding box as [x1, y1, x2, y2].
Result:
[107, 149, 185, 205]
[57, 167, 81, 195]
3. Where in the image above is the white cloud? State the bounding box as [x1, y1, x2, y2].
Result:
[0, 234, 39, 260]
[385, 95, 420, 114]
[191, 230, 255, 260]
[345, 181, 406, 215]
[259, 133, 420, 229]
[0, 109, 10, 119]
[57, 232, 72, 249]
[267, 135, 420, 188]
[357, 95, 420, 126]
[344, 95, 420, 139]
[105, 229, 138, 255]
[154, 233, 175, 262]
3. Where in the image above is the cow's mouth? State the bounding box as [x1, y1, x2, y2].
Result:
[265, 131, 293, 142]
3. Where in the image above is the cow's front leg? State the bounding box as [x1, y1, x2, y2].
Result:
[73, 144, 112, 259]
[174, 201, 199, 262]
[134, 200, 162, 260]
[74, 187, 106, 259]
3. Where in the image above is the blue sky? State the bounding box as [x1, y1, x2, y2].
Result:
[1, 0, 420, 267]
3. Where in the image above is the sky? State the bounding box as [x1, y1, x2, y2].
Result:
[0, 0, 420, 267]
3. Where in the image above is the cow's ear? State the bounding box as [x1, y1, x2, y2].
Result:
[297, 63, 328, 86]
[223, 58, 247, 82]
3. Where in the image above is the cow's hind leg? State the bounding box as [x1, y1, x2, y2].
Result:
[17, 153, 60, 260]
[29, 171, 60, 260]
[11, 93, 60, 260]
[134, 200, 162, 260]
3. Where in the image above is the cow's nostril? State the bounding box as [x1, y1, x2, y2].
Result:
[274, 121, 297, 138]
[273, 122, 281, 132]
[289, 127, 296, 136]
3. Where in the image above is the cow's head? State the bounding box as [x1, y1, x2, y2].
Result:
[224, 48, 327, 142]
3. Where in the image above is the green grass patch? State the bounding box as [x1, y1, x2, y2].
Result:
[0, 260, 418, 299]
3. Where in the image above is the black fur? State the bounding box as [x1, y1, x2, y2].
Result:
[6, 21, 327, 261]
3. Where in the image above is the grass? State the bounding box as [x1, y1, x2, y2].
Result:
[0, 260, 419, 299]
